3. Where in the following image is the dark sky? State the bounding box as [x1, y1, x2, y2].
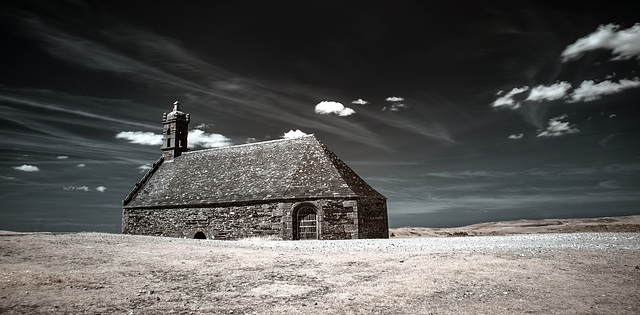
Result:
[1, 0, 639, 233]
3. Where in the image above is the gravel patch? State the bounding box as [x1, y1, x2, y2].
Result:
[98, 232, 640, 255]
[237, 232, 640, 254]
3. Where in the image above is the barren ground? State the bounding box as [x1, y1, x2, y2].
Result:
[1, 215, 639, 314]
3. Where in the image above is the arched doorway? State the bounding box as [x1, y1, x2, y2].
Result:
[294, 205, 318, 240]
[193, 231, 206, 239]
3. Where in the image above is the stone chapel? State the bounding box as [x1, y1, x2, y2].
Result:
[122, 102, 388, 240]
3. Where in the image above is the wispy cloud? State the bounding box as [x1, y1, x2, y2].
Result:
[426, 170, 512, 179]
[568, 78, 640, 102]
[61, 185, 106, 193]
[314, 101, 355, 116]
[63, 186, 90, 192]
[382, 103, 409, 112]
[12, 165, 40, 172]
[18, 13, 391, 149]
[537, 115, 579, 137]
[137, 164, 152, 173]
[508, 133, 524, 140]
[526, 82, 571, 102]
[282, 129, 309, 139]
[561, 23, 640, 62]
[56, 156, 69, 159]
[425, 163, 640, 181]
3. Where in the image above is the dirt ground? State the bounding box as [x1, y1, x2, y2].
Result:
[1, 216, 639, 314]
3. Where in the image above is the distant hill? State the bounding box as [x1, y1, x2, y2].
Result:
[389, 215, 640, 238]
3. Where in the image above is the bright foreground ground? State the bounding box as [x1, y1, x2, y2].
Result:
[1, 217, 639, 314]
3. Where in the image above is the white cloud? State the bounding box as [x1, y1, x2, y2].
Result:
[561, 23, 640, 62]
[526, 82, 572, 102]
[508, 133, 524, 140]
[314, 101, 355, 116]
[385, 96, 404, 102]
[282, 129, 309, 139]
[537, 115, 580, 137]
[187, 129, 232, 148]
[116, 128, 231, 148]
[351, 98, 369, 105]
[116, 131, 162, 145]
[13, 165, 40, 172]
[568, 78, 640, 102]
[382, 103, 409, 111]
[56, 156, 69, 159]
[96, 186, 107, 193]
[491, 86, 529, 109]
[76, 164, 85, 167]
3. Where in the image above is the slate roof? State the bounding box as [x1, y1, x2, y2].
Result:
[124, 135, 385, 208]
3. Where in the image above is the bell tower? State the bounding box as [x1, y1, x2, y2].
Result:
[162, 101, 190, 160]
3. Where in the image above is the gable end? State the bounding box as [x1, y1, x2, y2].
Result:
[123, 157, 164, 206]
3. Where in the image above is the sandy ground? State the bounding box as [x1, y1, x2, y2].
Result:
[1, 216, 639, 314]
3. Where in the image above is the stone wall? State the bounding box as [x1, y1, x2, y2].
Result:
[357, 197, 389, 239]
[318, 199, 358, 240]
[122, 202, 287, 240]
[122, 197, 386, 240]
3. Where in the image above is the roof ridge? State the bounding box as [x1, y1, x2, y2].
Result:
[183, 134, 316, 155]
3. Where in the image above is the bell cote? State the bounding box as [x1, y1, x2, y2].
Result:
[162, 101, 190, 160]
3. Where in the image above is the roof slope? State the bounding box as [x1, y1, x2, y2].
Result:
[124, 135, 384, 208]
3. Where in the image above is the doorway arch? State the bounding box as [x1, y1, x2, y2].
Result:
[193, 231, 206, 239]
[294, 204, 318, 240]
